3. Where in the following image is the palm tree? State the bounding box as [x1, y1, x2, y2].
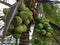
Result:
[1, 0, 60, 45]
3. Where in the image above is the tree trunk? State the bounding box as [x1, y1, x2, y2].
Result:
[19, 26, 30, 45]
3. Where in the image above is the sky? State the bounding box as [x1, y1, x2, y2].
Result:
[0, 0, 16, 10]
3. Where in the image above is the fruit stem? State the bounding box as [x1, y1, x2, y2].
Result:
[15, 39, 18, 45]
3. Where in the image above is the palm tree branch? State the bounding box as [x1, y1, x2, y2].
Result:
[0, 1, 12, 7]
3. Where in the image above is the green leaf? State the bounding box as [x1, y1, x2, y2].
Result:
[42, 2, 56, 23]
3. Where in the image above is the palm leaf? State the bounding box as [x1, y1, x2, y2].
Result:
[42, 2, 56, 22]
